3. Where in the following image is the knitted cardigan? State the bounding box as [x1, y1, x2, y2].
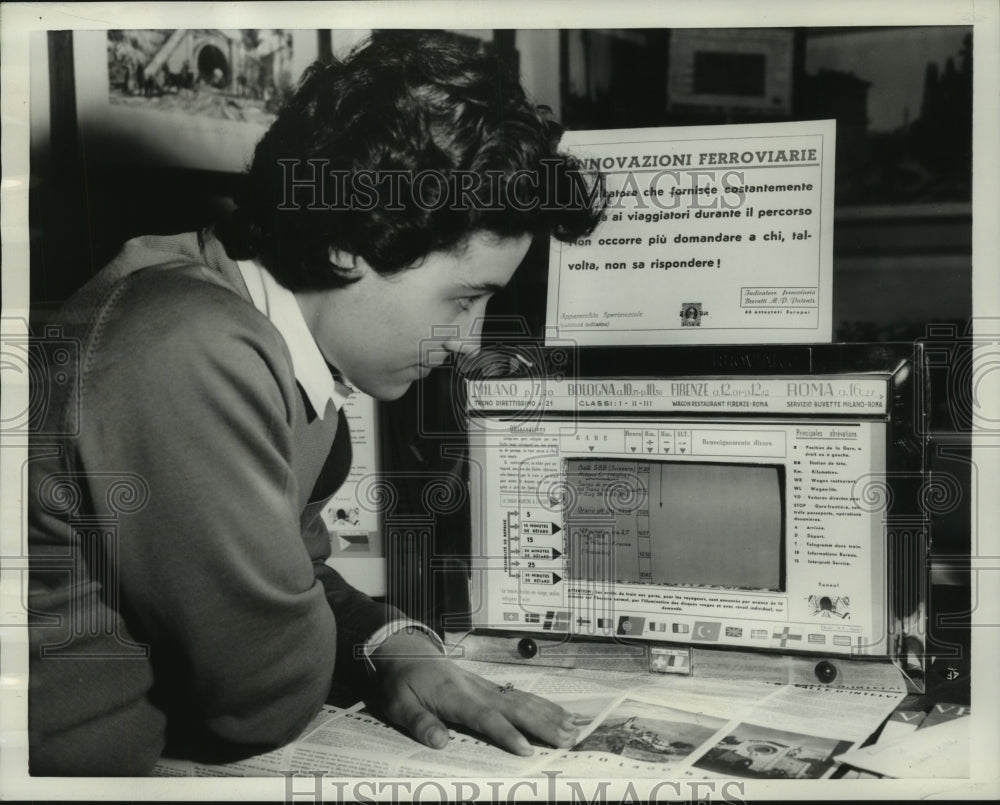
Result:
[28, 230, 400, 775]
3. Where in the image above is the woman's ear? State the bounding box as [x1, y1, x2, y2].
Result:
[328, 248, 365, 276]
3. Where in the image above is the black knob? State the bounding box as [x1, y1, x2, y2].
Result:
[815, 660, 837, 684]
[517, 637, 538, 659]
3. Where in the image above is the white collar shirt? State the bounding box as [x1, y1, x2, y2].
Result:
[236, 259, 353, 418]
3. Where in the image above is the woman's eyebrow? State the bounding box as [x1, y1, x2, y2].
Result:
[456, 281, 506, 294]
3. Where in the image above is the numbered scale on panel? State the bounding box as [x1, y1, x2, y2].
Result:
[501, 505, 577, 632]
[504, 508, 563, 584]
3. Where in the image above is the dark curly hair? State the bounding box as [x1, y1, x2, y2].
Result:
[218, 30, 605, 290]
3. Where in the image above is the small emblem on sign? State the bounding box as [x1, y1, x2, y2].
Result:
[680, 302, 707, 326]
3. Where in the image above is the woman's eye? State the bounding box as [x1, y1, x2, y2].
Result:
[457, 295, 484, 311]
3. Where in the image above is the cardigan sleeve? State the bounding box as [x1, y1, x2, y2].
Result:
[73, 269, 377, 748]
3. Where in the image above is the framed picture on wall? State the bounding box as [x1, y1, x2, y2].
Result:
[73, 29, 319, 172]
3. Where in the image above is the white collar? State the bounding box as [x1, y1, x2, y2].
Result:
[236, 259, 352, 418]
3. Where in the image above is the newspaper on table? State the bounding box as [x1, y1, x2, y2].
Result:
[834, 703, 971, 779]
[153, 657, 905, 781]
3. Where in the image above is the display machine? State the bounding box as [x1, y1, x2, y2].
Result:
[445, 343, 930, 692]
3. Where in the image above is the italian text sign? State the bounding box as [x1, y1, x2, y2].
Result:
[546, 120, 835, 345]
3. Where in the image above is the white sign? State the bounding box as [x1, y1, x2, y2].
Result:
[467, 376, 890, 415]
[547, 120, 835, 346]
[321, 390, 385, 596]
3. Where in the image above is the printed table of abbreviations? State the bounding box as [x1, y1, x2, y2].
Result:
[546, 120, 835, 346]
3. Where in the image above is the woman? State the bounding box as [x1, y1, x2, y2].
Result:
[28, 30, 602, 775]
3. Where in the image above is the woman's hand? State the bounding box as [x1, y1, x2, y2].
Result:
[370, 630, 579, 756]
